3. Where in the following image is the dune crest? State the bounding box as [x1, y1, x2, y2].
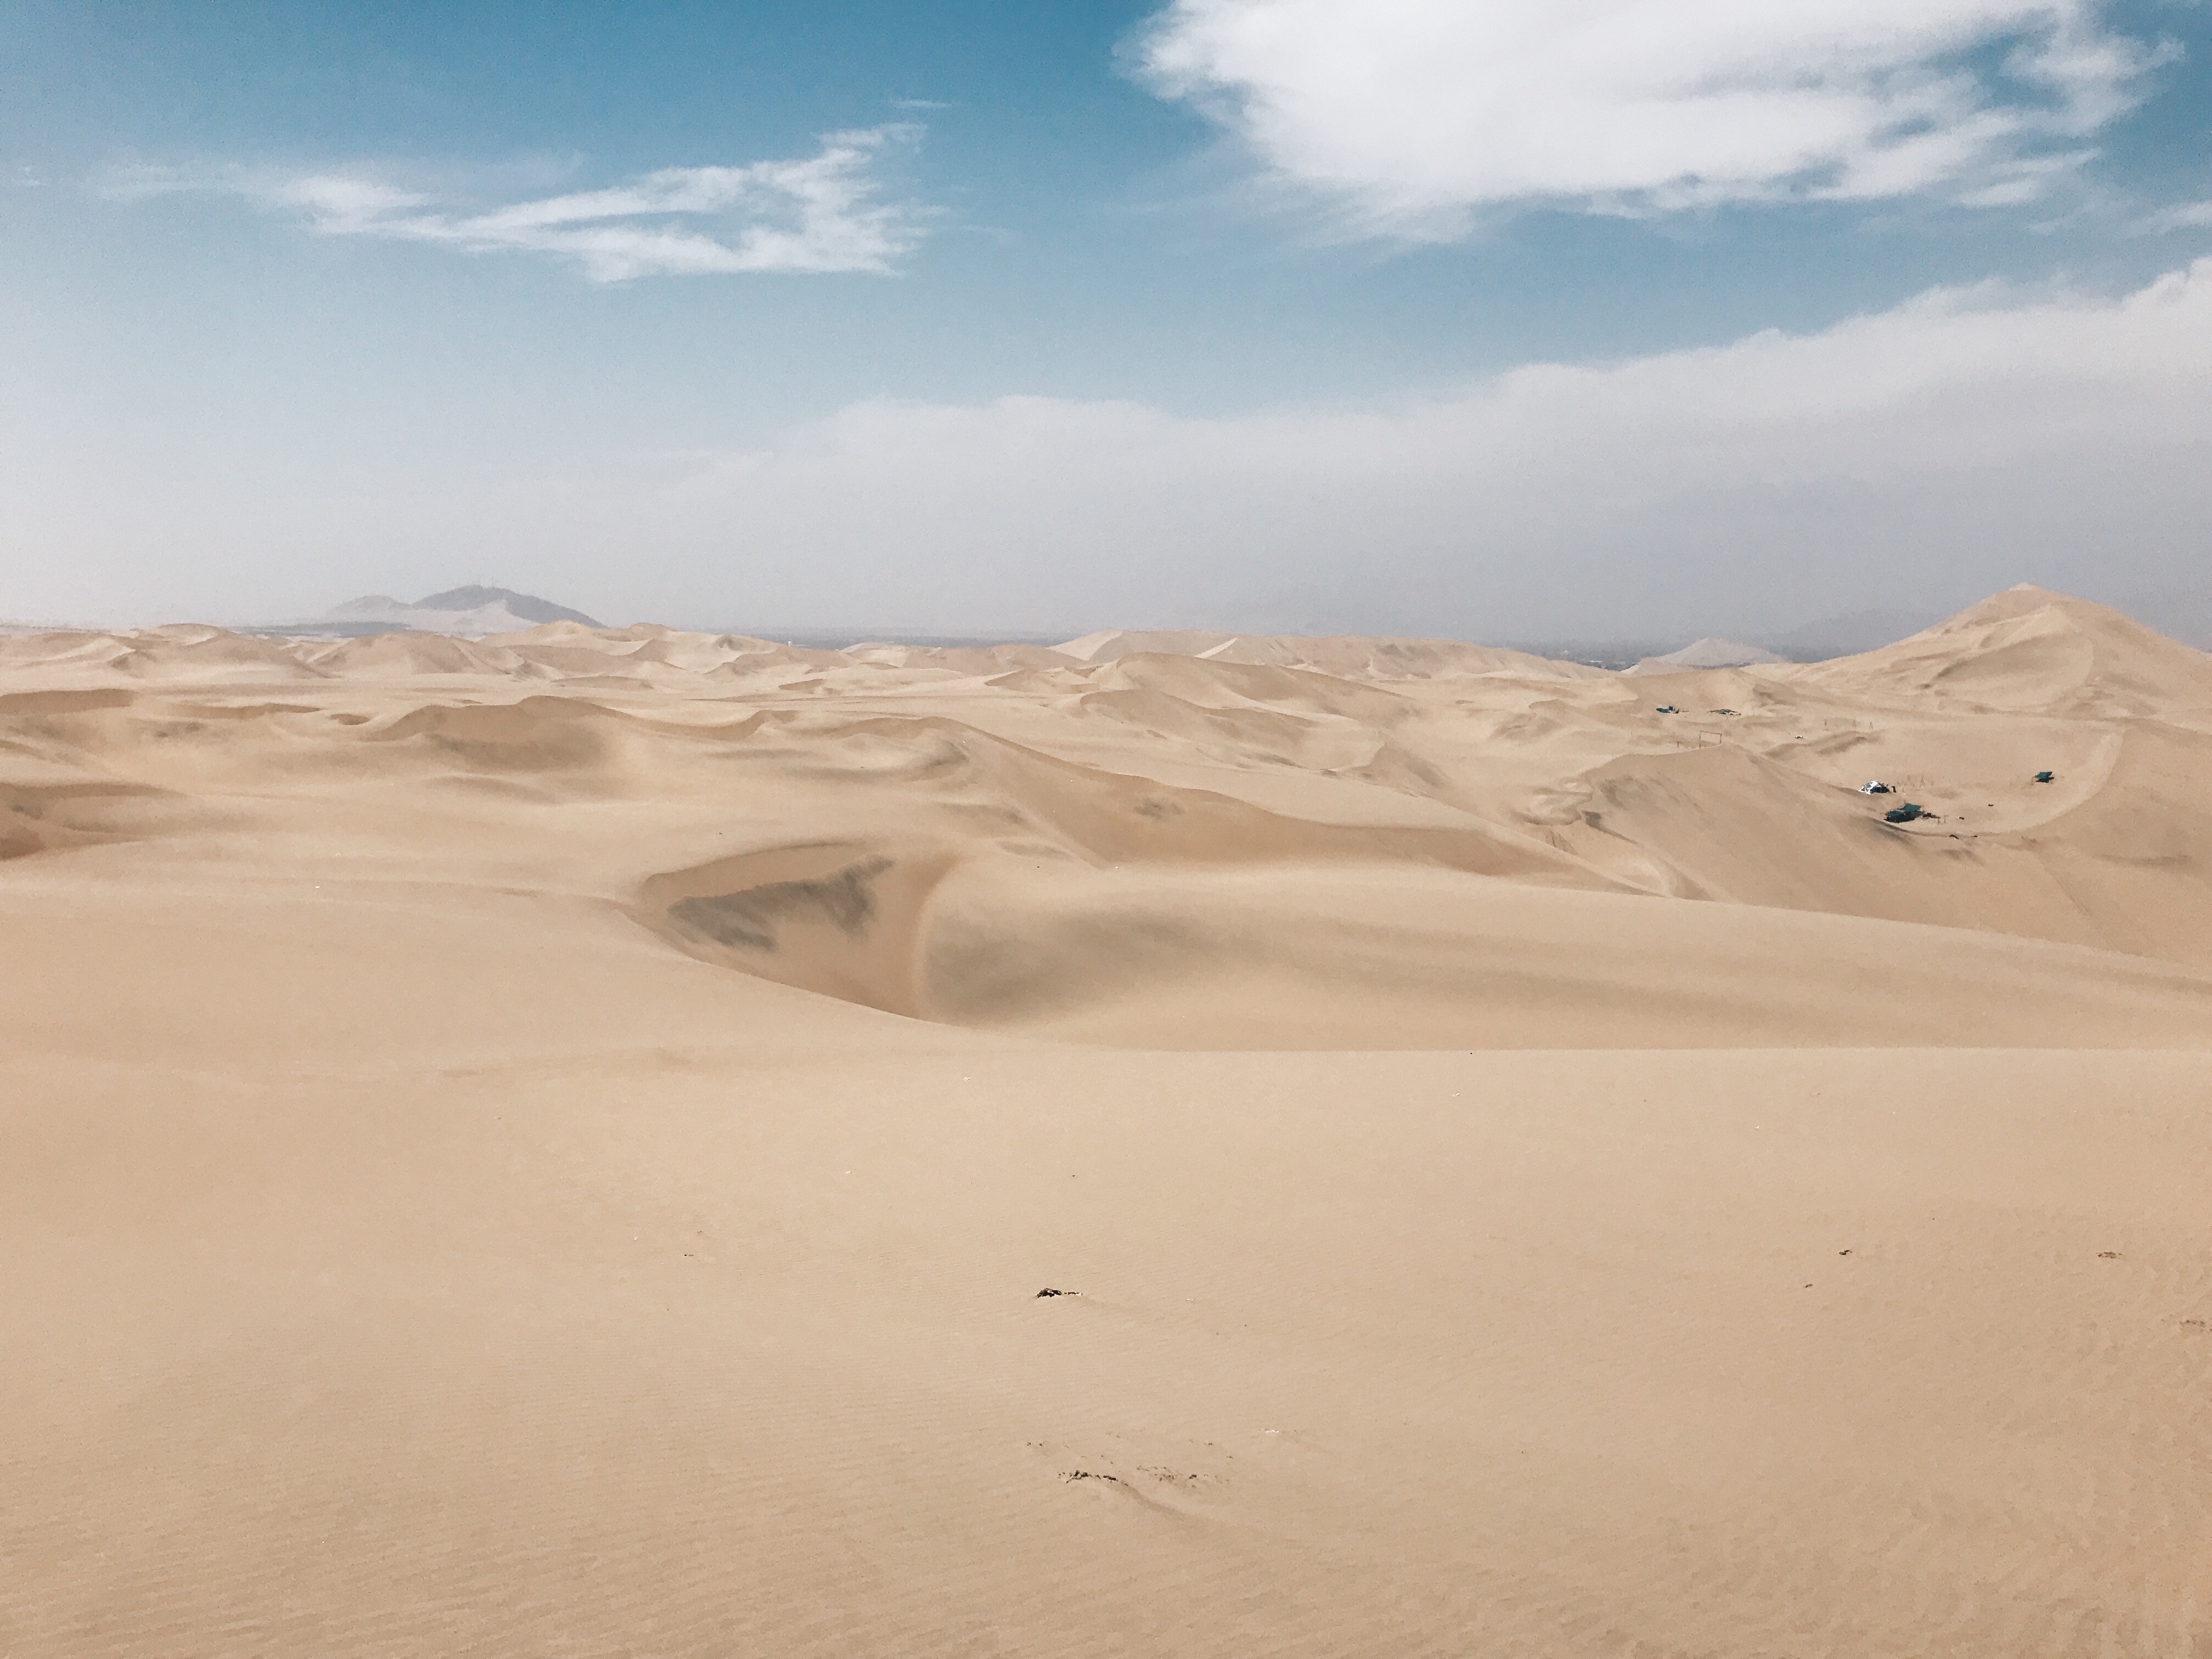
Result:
[5, 588, 2210, 1039]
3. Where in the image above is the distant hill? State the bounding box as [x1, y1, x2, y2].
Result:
[1795, 584, 2212, 716]
[260, 586, 607, 638]
[406, 586, 604, 627]
[1626, 636, 1788, 674]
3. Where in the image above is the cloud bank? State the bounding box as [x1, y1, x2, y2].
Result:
[112, 127, 924, 280]
[608, 259, 2212, 635]
[15, 261, 2212, 638]
[1138, 0, 2168, 233]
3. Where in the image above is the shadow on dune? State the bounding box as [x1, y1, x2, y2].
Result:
[635, 832, 2212, 1053]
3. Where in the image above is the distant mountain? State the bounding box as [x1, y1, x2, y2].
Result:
[1625, 636, 1789, 674]
[406, 586, 604, 627]
[259, 586, 607, 638]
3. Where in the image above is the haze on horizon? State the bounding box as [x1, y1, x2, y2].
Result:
[7, 1, 2212, 640]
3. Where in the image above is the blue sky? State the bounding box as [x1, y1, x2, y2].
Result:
[7, 0, 2212, 637]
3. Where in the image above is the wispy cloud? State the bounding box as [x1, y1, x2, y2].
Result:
[108, 127, 927, 281]
[2144, 200, 2212, 233]
[1136, 1, 2175, 237]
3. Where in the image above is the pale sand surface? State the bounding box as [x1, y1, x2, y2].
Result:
[4, 585, 2210, 1655]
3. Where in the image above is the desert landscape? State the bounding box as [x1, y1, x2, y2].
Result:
[2, 582, 2208, 1655]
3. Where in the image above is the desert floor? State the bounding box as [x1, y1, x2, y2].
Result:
[4, 586, 2209, 1656]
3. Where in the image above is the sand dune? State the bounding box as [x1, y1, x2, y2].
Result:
[4, 586, 2210, 1655]
[1056, 627, 1603, 680]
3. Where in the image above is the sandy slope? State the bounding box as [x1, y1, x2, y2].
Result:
[4, 587, 2210, 1656]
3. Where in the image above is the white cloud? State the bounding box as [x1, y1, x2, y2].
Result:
[590, 259, 2212, 634]
[111, 127, 925, 280]
[2146, 200, 2212, 233]
[1136, 0, 2169, 233]
[15, 252, 2212, 637]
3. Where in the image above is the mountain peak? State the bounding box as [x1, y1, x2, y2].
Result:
[408, 586, 603, 627]
[313, 587, 606, 636]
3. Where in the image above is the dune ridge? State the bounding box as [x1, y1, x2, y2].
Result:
[7, 586, 2209, 1036]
